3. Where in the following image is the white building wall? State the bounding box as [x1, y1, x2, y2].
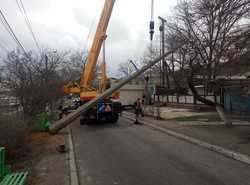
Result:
[119, 85, 145, 105]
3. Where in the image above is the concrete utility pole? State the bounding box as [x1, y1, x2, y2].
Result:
[129, 60, 150, 105]
[49, 44, 185, 134]
[149, 0, 154, 41]
[45, 54, 54, 121]
[158, 16, 170, 88]
[45, 51, 57, 121]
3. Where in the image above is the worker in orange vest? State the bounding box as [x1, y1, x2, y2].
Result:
[136, 97, 144, 117]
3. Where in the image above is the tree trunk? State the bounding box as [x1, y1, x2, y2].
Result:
[215, 105, 233, 127]
[187, 73, 233, 127]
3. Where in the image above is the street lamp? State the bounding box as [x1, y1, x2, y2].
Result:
[158, 16, 170, 88]
[149, 0, 154, 41]
[44, 51, 57, 121]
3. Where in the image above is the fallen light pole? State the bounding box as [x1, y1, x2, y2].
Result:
[49, 44, 185, 134]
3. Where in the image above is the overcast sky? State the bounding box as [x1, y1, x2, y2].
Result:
[0, 0, 176, 77]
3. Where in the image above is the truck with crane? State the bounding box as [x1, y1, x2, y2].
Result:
[49, 0, 184, 134]
[61, 0, 134, 124]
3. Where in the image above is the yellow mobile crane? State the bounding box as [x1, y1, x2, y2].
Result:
[61, 0, 132, 124]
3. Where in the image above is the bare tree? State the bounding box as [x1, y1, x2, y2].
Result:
[0, 49, 68, 121]
[168, 0, 250, 126]
[163, 29, 190, 94]
[117, 60, 137, 77]
[140, 43, 163, 85]
[143, 31, 188, 88]
[60, 50, 103, 90]
[59, 50, 87, 84]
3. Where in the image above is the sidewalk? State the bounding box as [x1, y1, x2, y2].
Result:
[122, 107, 250, 160]
[33, 127, 70, 185]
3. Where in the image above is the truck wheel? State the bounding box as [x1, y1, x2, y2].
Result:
[80, 119, 86, 125]
[110, 113, 119, 123]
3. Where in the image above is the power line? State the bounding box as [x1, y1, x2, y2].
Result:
[82, 14, 97, 59]
[16, 0, 41, 52]
[19, 0, 41, 52]
[0, 10, 26, 53]
[0, 14, 18, 47]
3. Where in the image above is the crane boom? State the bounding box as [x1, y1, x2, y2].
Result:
[80, 0, 115, 91]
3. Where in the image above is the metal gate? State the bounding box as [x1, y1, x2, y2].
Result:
[224, 93, 250, 114]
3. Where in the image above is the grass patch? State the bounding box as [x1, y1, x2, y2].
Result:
[171, 115, 222, 122]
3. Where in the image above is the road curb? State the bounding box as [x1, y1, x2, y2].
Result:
[123, 115, 250, 165]
[68, 126, 79, 185]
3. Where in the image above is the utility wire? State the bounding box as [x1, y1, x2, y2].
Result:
[16, 0, 41, 52]
[0, 14, 18, 47]
[81, 14, 97, 59]
[0, 10, 26, 53]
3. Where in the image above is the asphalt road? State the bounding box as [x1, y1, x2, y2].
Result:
[70, 116, 250, 185]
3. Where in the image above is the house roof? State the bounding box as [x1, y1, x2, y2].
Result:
[205, 78, 250, 87]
